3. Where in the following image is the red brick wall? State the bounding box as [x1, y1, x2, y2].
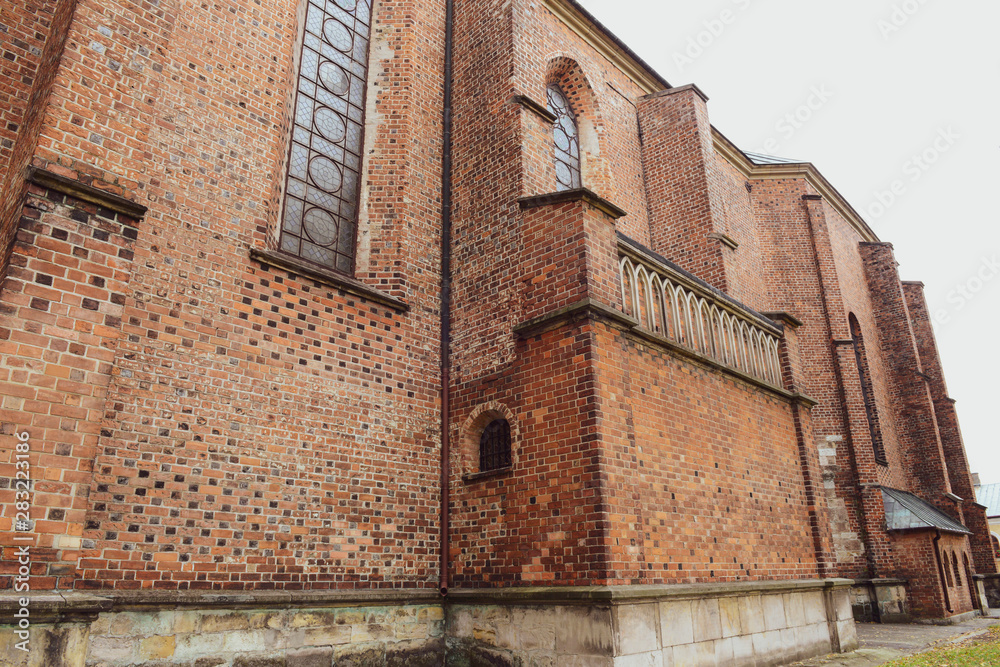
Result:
[0, 178, 141, 589]
[2, 0, 449, 591]
[892, 531, 974, 618]
[904, 282, 997, 574]
[592, 322, 821, 584]
[0, 0, 77, 280]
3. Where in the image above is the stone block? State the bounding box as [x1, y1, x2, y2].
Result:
[713, 637, 734, 665]
[497, 608, 556, 651]
[350, 623, 393, 643]
[691, 598, 722, 643]
[290, 611, 338, 629]
[287, 646, 334, 667]
[738, 595, 765, 635]
[233, 655, 287, 667]
[173, 610, 200, 634]
[88, 635, 138, 663]
[194, 658, 228, 667]
[303, 624, 352, 646]
[334, 645, 382, 667]
[837, 619, 859, 652]
[396, 620, 430, 640]
[752, 629, 784, 663]
[613, 603, 659, 655]
[671, 640, 716, 667]
[552, 605, 614, 657]
[175, 632, 225, 659]
[730, 634, 755, 667]
[761, 595, 786, 632]
[834, 590, 854, 621]
[783, 592, 806, 628]
[140, 635, 176, 661]
[0, 623, 91, 667]
[335, 609, 367, 625]
[418, 606, 445, 622]
[802, 591, 827, 625]
[612, 650, 660, 666]
[223, 629, 270, 653]
[446, 606, 476, 638]
[201, 611, 252, 633]
[718, 597, 742, 638]
[658, 600, 693, 648]
[388, 638, 443, 667]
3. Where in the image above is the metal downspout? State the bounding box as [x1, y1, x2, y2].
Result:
[439, 0, 455, 597]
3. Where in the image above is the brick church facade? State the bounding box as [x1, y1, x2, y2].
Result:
[0, 0, 994, 664]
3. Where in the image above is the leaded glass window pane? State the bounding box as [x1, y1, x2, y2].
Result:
[280, 0, 372, 273]
[546, 84, 581, 191]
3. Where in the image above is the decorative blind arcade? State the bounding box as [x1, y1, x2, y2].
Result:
[280, 0, 371, 274]
[619, 252, 783, 388]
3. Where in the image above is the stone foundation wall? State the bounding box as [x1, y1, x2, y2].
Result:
[982, 573, 1000, 608]
[849, 579, 910, 623]
[447, 579, 857, 666]
[0, 592, 443, 667]
[1, 582, 858, 666]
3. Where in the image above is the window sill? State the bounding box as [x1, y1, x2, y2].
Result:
[250, 248, 409, 313]
[462, 467, 513, 484]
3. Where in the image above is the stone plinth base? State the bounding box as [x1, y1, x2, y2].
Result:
[849, 579, 910, 623]
[0, 580, 857, 666]
[447, 579, 857, 666]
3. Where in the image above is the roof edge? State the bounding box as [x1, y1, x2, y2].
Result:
[543, 0, 671, 94]
[712, 128, 881, 245]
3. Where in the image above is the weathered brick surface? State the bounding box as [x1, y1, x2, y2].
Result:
[0, 181, 140, 588]
[0, 0, 77, 280]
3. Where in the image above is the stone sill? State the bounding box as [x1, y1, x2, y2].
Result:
[250, 248, 409, 313]
[447, 578, 856, 606]
[462, 467, 513, 484]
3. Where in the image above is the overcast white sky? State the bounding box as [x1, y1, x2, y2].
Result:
[578, 0, 1000, 485]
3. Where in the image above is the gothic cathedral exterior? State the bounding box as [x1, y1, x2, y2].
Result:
[0, 0, 994, 665]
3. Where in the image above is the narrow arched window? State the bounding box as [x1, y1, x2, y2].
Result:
[546, 84, 581, 191]
[479, 419, 512, 472]
[952, 552, 961, 587]
[279, 0, 372, 274]
[993, 534, 1000, 557]
[849, 315, 887, 465]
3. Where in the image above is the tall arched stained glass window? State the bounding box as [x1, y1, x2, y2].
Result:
[280, 0, 372, 274]
[546, 84, 581, 192]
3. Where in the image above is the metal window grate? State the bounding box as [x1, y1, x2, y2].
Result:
[479, 419, 511, 472]
[546, 84, 581, 192]
[279, 0, 372, 274]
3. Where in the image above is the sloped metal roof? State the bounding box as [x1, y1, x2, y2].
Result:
[882, 487, 971, 535]
[976, 483, 1000, 517]
[744, 151, 806, 166]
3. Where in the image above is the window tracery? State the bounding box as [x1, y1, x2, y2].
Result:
[280, 0, 372, 273]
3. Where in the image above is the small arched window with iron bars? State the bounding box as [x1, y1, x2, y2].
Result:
[546, 84, 581, 191]
[479, 419, 512, 472]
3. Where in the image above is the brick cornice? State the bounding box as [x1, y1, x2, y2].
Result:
[712, 130, 880, 244]
[518, 188, 628, 220]
[513, 297, 638, 338]
[26, 167, 148, 220]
